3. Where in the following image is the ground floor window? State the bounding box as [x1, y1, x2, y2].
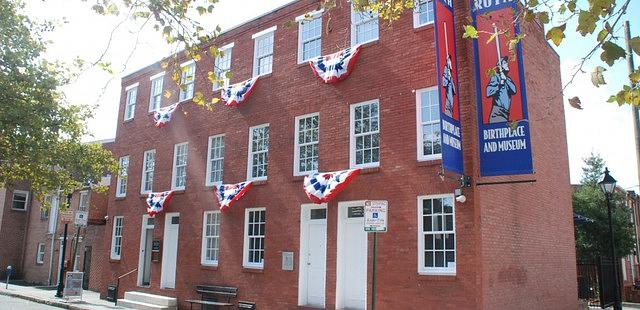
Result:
[243, 208, 265, 269]
[417, 195, 456, 275]
[202, 211, 221, 266]
[36, 243, 45, 264]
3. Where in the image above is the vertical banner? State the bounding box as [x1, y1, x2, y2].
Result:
[471, 0, 533, 176]
[435, 0, 464, 175]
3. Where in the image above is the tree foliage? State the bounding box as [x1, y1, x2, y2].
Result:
[0, 0, 117, 206]
[573, 153, 635, 261]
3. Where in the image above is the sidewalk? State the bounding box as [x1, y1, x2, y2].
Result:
[0, 283, 127, 310]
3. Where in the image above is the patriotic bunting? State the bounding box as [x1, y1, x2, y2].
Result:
[303, 169, 360, 204]
[309, 45, 361, 84]
[215, 181, 253, 211]
[145, 191, 175, 216]
[153, 102, 180, 128]
[221, 77, 260, 107]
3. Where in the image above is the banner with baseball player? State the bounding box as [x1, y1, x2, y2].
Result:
[471, 0, 533, 176]
[434, 0, 463, 175]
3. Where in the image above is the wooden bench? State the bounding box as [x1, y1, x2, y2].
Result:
[185, 285, 238, 310]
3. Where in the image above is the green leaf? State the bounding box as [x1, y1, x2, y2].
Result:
[567, 0, 576, 12]
[591, 66, 606, 87]
[462, 25, 478, 39]
[545, 24, 566, 46]
[630, 69, 640, 84]
[559, 4, 567, 14]
[630, 37, 640, 56]
[576, 10, 597, 36]
[607, 95, 617, 103]
[600, 41, 626, 66]
[597, 28, 609, 42]
[486, 67, 497, 77]
[537, 11, 549, 24]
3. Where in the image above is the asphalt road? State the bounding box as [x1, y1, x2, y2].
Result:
[0, 294, 60, 309]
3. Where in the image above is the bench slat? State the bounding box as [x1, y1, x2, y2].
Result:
[196, 290, 237, 296]
[185, 299, 233, 306]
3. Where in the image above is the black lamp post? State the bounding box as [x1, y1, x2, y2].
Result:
[599, 167, 621, 310]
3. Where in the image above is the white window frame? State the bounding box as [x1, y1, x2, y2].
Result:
[179, 60, 196, 102]
[252, 26, 277, 77]
[205, 134, 225, 187]
[417, 194, 456, 276]
[124, 83, 139, 121]
[413, 0, 435, 28]
[36, 243, 45, 264]
[41, 195, 51, 220]
[350, 5, 379, 46]
[110, 216, 124, 260]
[116, 156, 129, 198]
[293, 113, 320, 176]
[416, 87, 442, 161]
[350, 100, 381, 169]
[149, 72, 165, 112]
[141, 149, 156, 194]
[243, 207, 266, 269]
[213, 43, 234, 90]
[78, 190, 89, 211]
[247, 124, 270, 181]
[296, 10, 323, 63]
[201, 210, 221, 266]
[11, 190, 29, 211]
[171, 142, 189, 190]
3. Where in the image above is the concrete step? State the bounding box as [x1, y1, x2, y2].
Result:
[117, 298, 177, 310]
[123, 291, 177, 307]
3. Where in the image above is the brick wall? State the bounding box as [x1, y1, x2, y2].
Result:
[22, 197, 55, 285]
[0, 182, 31, 278]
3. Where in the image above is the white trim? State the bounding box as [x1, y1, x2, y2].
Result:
[416, 86, 443, 161]
[10, 190, 29, 211]
[413, 0, 435, 28]
[78, 190, 89, 211]
[149, 76, 164, 112]
[180, 59, 195, 67]
[160, 212, 180, 289]
[297, 15, 323, 64]
[110, 216, 124, 260]
[298, 203, 327, 307]
[116, 156, 129, 198]
[137, 214, 155, 286]
[140, 149, 156, 194]
[179, 62, 196, 102]
[336, 200, 368, 309]
[243, 207, 266, 269]
[251, 25, 278, 39]
[247, 124, 270, 181]
[171, 142, 188, 191]
[213, 45, 233, 91]
[350, 99, 381, 169]
[205, 134, 225, 187]
[293, 113, 320, 176]
[417, 194, 456, 276]
[201, 210, 221, 266]
[252, 30, 275, 77]
[295, 9, 324, 22]
[124, 86, 138, 121]
[219, 42, 235, 50]
[149, 71, 165, 81]
[125, 82, 140, 91]
[350, 5, 379, 46]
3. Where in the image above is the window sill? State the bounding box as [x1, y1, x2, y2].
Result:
[356, 39, 379, 49]
[109, 258, 121, 263]
[123, 118, 134, 123]
[254, 73, 272, 79]
[297, 61, 311, 68]
[179, 97, 193, 104]
[417, 159, 442, 167]
[359, 167, 380, 174]
[140, 192, 151, 198]
[114, 196, 126, 201]
[201, 264, 219, 270]
[417, 272, 456, 280]
[171, 189, 185, 195]
[292, 175, 306, 182]
[413, 22, 434, 33]
[10, 208, 27, 212]
[250, 180, 268, 186]
[36, 262, 44, 265]
[242, 267, 264, 273]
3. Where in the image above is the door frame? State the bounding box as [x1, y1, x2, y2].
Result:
[160, 212, 180, 289]
[137, 214, 155, 287]
[298, 203, 328, 308]
[336, 200, 368, 310]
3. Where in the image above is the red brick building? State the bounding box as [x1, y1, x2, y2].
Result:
[102, 0, 577, 308]
[0, 181, 32, 279]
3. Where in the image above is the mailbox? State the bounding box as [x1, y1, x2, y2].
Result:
[151, 239, 161, 262]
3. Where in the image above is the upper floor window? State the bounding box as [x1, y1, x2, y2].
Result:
[116, 156, 129, 198]
[247, 124, 269, 181]
[418, 195, 456, 275]
[179, 60, 196, 102]
[110, 216, 124, 260]
[11, 190, 29, 211]
[297, 11, 322, 63]
[350, 100, 380, 168]
[141, 149, 156, 194]
[201, 211, 221, 266]
[351, 5, 379, 45]
[206, 135, 225, 187]
[243, 208, 266, 269]
[413, 0, 435, 28]
[213, 43, 233, 90]
[294, 113, 319, 176]
[78, 191, 89, 211]
[36, 243, 46, 264]
[149, 73, 164, 112]
[252, 26, 276, 77]
[172, 142, 188, 190]
[416, 87, 442, 160]
[41, 195, 52, 219]
[124, 83, 138, 121]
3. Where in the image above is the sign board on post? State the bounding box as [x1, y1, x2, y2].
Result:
[60, 210, 74, 223]
[74, 211, 88, 227]
[63, 271, 83, 300]
[364, 200, 388, 233]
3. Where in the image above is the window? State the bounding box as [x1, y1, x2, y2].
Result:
[213, 43, 233, 90]
[418, 195, 455, 275]
[110, 216, 124, 260]
[201, 211, 221, 266]
[116, 156, 129, 198]
[350, 100, 380, 168]
[351, 5, 379, 45]
[294, 113, 319, 176]
[416, 87, 442, 160]
[124, 83, 138, 121]
[78, 191, 89, 211]
[172, 143, 188, 190]
[252, 26, 276, 77]
[206, 135, 225, 186]
[247, 124, 269, 181]
[141, 149, 156, 194]
[179, 61, 196, 102]
[243, 208, 266, 269]
[149, 73, 164, 112]
[413, 0, 435, 28]
[297, 11, 323, 63]
[36, 243, 45, 264]
[11, 190, 29, 211]
[41, 195, 51, 219]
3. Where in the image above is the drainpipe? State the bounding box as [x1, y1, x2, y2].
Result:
[47, 193, 60, 286]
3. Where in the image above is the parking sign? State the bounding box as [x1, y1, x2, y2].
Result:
[364, 200, 388, 232]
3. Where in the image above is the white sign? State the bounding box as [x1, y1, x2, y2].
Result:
[63, 272, 84, 300]
[74, 211, 88, 227]
[364, 200, 388, 232]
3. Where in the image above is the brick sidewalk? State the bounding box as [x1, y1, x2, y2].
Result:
[0, 283, 127, 309]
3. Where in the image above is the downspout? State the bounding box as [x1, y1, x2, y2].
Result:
[47, 193, 60, 286]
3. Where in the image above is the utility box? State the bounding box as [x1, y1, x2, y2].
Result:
[106, 284, 117, 302]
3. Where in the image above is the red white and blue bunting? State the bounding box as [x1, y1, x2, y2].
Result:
[221, 77, 260, 107]
[215, 181, 253, 211]
[309, 45, 361, 84]
[153, 102, 180, 128]
[303, 169, 360, 204]
[145, 191, 175, 216]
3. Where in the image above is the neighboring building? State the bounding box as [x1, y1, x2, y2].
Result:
[0, 181, 32, 279]
[622, 190, 640, 300]
[102, 0, 576, 309]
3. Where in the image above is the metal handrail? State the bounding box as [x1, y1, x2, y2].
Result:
[114, 268, 137, 306]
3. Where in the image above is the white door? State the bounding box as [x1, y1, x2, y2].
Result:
[337, 202, 367, 310]
[138, 215, 155, 286]
[160, 213, 179, 289]
[298, 204, 327, 308]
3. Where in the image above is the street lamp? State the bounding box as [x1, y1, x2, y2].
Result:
[599, 167, 621, 310]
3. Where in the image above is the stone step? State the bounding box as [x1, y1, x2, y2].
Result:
[117, 298, 177, 310]
[123, 291, 177, 307]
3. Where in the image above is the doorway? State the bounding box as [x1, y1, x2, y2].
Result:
[336, 201, 367, 310]
[82, 246, 92, 290]
[298, 204, 327, 308]
[160, 213, 179, 289]
[138, 215, 155, 286]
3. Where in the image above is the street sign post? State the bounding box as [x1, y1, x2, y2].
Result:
[364, 200, 388, 310]
[74, 211, 88, 227]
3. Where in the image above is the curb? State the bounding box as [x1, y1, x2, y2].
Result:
[0, 289, 77, 309]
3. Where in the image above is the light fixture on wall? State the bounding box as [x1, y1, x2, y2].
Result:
[454, 188, 466, 203]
